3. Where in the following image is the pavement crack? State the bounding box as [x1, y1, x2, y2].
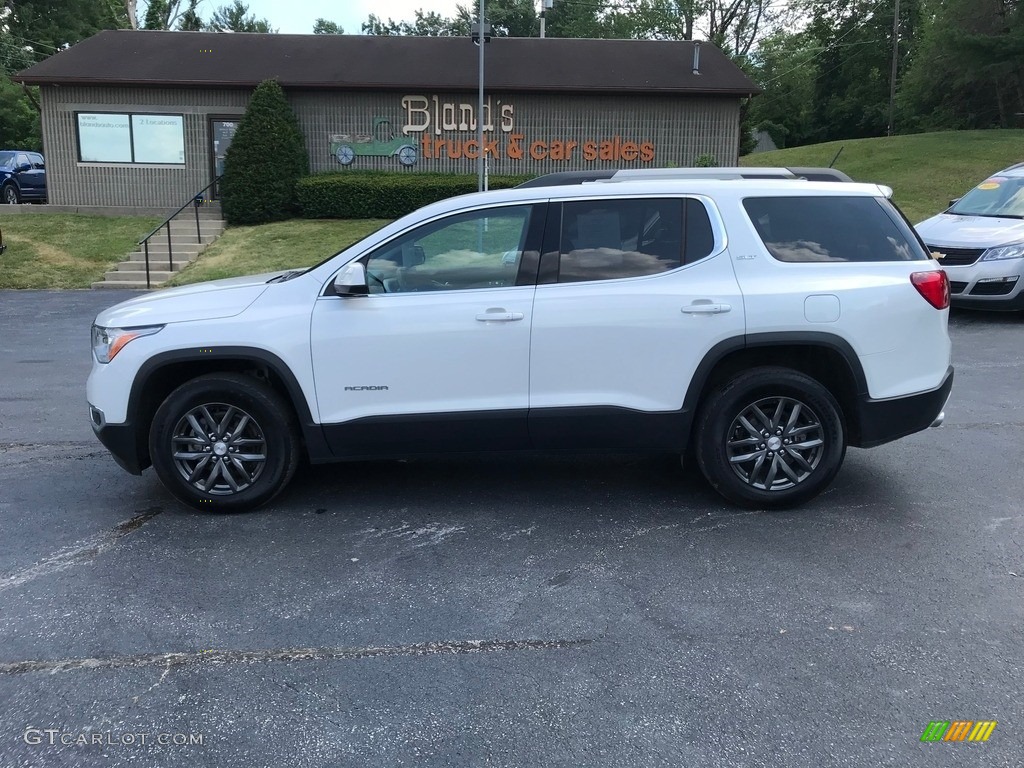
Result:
[0, 638, 593, 676]
[0, 507, 162, 594]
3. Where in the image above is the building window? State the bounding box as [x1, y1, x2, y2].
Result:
[76, 113, 185, 164]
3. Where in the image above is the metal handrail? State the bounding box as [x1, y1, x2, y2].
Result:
[139, 176, 222, 289]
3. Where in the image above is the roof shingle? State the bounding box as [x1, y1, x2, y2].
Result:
[15, 30, 759, 95]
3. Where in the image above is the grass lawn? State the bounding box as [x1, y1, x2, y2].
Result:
[0, 214, 160, 289]
[742, 129, 1024, 223]
[166, 218, 391, 286]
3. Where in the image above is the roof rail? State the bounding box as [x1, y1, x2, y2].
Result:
[516, 166, 853, 188]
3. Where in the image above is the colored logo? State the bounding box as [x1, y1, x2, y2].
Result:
[920, 721, 997, 742]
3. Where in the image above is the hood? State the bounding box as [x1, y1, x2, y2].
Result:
[94, 272, 281, 328]
[915, 213, 1024, 248]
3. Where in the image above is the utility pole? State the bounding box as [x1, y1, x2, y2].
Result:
[887, 0, 900, 136]
[540, 0, 553, 38]
[476, 0, 487, 191]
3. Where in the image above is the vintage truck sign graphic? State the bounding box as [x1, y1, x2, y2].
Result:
[330, 117, 418, 166]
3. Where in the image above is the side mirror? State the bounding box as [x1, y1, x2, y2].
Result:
[331, 262, 369, 296]
[15, 163, 30, 173]
[948, 198, 960, 208]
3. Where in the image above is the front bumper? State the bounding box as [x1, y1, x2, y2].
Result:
[945, 260, 1024, 310]
[90, 406, 147, 475]
[853, 367, 954, 449]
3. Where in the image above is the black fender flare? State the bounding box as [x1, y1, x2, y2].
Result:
[681, 331, 869, 423]
[128, 346, 331, 461]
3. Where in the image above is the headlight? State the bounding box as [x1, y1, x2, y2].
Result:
[980, 243, 1024, 261]
[91, 325, 163, 363]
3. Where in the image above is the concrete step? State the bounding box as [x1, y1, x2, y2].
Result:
[103, 269, 176, 283]
[137, 236, 219, 247]
[129, 248, 203, 260]
[91, 280, 156, 289]
[114, 260, 191, 271]
[147, 224, 224, 235]
[123, 256, 199, 268]
[130, 246, 203, 259]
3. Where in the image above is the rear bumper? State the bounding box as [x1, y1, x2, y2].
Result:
[853, 367, 954, 449]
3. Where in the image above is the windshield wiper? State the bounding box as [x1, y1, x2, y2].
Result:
[950, 211, 1024, 220]
[266, 270, 303, 283]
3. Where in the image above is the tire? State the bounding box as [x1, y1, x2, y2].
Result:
[2, 184, 19, 205]
[694, 366, 846, 509]
[397, 145, 418, 166]
[335, 145, 355, 165]
[148, 373, 301, 512]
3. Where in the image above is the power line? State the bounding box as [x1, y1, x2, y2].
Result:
[1, 32, 61, 52]
[758, 0, 889, 86]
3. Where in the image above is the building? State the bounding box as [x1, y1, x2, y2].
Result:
[15, 31, 759, 208]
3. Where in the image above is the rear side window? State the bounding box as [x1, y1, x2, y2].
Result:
[556, 198, 716, 284]
[743, 196, 928, 262]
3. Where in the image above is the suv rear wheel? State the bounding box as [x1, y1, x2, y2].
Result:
[695, 367, 846, 509]
[149, 373, 300, 512]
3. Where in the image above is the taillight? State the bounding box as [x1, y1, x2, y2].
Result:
[911, 270, 950, 309]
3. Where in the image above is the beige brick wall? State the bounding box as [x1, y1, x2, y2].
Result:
[40, 85, 742, 208]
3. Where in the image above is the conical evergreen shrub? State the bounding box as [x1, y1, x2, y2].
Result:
[221, 79, 309, 225]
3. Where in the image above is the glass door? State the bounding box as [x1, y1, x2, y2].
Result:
[209, 118, 240, 198]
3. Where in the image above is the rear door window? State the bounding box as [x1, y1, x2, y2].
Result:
[743, 196, 928, 262]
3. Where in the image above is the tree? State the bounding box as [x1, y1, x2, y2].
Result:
[312, 18, 344, 34]
[362, 10, 463, 36]
[452, 0, 535, 37]
[5, 0, 127, 51]
[221, 79, 308, 225]
[1, 0, 128, 151]
[206, 1, 275, 33]
[0, 77, 42, 150]
[141, 0, 202, 30]
[745, 28, 817, 147]
[899, 0, 1024, 131]
[177, 0, 203, 30]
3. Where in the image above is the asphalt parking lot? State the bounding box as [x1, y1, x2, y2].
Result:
[0, 289, 1021, 768]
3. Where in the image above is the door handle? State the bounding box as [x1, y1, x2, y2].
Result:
[681, 303, 732, 315]
[476, 309, 525, 322]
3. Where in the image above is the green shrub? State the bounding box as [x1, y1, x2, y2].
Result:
[693, 153, 720, 167]
[221, 80, 309, 225]
[297, 171, 536, 219]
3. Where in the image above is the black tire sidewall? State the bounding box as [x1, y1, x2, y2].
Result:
[696, 368, 846, 509]
[2, 185, 18, 204]
[149, 374, 298, 512]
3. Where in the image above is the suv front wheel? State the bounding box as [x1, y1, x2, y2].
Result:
[695, 367, 846, 509]
[149, 373, 300, 512]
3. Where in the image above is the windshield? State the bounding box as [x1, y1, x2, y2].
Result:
[0, 151, 14, 168]
[949, 175, 1024, 218]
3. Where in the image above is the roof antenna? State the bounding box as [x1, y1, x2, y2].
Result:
[692, 41, 701, 75]
[828, 146, 844, 168]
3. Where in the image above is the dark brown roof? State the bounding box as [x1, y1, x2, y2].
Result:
[15, 30, 759, 96]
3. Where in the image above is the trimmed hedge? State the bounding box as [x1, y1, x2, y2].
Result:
[297, 171, 536, 220]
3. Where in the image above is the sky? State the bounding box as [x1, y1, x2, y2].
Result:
[238, 0, 464, 35]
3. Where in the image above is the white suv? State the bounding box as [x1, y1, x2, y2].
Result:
[87, 178, 953, 511]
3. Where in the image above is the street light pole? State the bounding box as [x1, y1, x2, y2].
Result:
[477, 0, 486, 191]
[887, 0, 900, 136]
